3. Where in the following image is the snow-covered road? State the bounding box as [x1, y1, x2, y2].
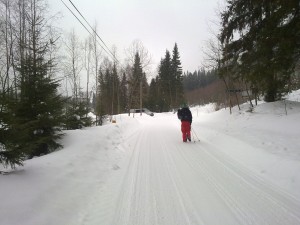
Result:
[81, 113, 300, 225]
[1, 100, 300, 225]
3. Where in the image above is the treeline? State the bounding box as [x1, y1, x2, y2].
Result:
[183, 69, 226, 106]
[185, 79, 227, 107]
[95, 43, 184, 115]
[3, 0, 299, 168]
[95, 53, 149, 119]
[183, 69, 218, 92]
[217, 0, 300, 104]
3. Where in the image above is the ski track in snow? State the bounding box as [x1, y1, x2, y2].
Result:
[80, 113, 300, 225]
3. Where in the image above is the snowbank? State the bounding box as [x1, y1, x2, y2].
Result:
[1, 91, 300, 225]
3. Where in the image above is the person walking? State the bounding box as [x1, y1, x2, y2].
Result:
[177, 103, 192, 142]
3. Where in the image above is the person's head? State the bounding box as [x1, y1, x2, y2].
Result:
[181, 102, 188, 108]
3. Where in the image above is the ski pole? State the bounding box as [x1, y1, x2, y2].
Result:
[190, 126, 195, 142]
[192, 127, 200, 142]
[191, 127, 195, 143]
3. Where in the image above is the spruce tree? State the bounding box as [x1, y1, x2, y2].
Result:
[13, 56, 64, 158]
[64, 97, 91, 130]
[220, 0, 300, 102]
[0, 95, 25, 168]
[95, 61, 122, 118]
[0, 0, 65, 167]
[119, 73, 128, 113]
[171, 43, 184, 107]
[148, 78, 159, 112]
[130, 53, 143, 109]
[158, 50, 172, 111]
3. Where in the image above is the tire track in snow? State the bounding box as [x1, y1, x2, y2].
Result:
[79, 114, 300, 225]
[76, 122, 145, 225]
[204, 142, 300, 223]
[161, 140, 207, 225]
[164, 142, 244, 224]
[177, 145, 262, 224]
[112, 117, 206, 225]
[177, 139, 300, 225]
[111, 122, 188, 224]
[111, 128, 147, 224]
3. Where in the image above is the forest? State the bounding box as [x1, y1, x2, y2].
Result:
[1, 0, 299, 167]
[0, 0, 185, 167]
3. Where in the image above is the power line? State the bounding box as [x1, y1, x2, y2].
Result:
[67, 0, 114, 58]
[59, 0, 110, 57]
[60, 0, 120, 65]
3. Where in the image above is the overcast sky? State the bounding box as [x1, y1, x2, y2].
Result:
[49, 0, 223, 75]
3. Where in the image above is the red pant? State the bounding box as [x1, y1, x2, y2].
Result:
[181, 121, 191, 141]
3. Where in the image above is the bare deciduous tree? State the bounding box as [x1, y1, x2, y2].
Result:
[90, 22, 102, 124]
[125, 39, 152, 72]
[84, 35, 92, 106]
[63, 29, 83, 101]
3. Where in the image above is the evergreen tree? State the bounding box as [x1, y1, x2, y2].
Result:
[141, 72, 150, 109]
[182, 69, 218, 92]
[220, 0, 300, 102]
[171, 43, 184, 107]
[0, 95, 25, 168]
[0, 0, 65, 166]
[95, 60, 122, 119]
[148, 78, 160, 112]
[154, 44, 184, 111]
[11, 45, 64, 159]
[119, 73, 128, 113]
[129, 53, 143, 109]
[158, 50, 172, 111]
[64, 96, 91, 130]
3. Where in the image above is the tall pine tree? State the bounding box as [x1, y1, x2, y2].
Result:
[158, 50, 172, 111]
[155, 44, 184, 111]
[171, 43, 184, 107]
[129, 53, 143, 110]
[1, 0, 65, 166]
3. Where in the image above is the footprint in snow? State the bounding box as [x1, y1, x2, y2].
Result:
[112, 164, 120, 170]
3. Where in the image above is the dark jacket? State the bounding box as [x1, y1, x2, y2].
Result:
[177, 107, 192, 124]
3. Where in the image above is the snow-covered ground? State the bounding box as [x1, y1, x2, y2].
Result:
[1, 90, 300, 225]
